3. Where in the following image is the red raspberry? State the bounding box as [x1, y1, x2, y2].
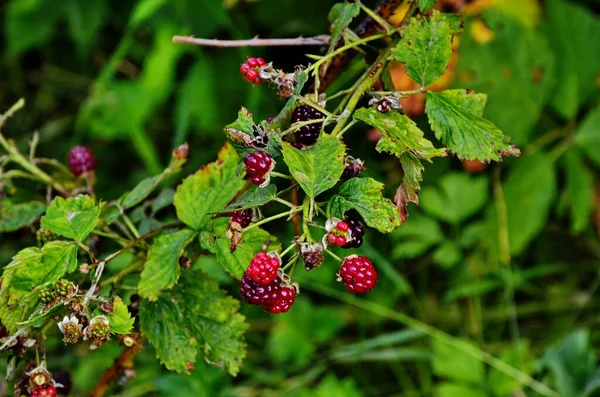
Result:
[30, 386, 57, 397]
[247, 252, 280, 285]
[291, 105, 326, 147]
[342, 217, 365, 249]
[229, 209, 252, 228]
[336, 221, 348, 232]
[68, 145, 96, 176]
[335, 236, 346, 246]
[338, 255, 377, 294]
[244, 151, 272, 185]
[244, 69, 261, 84]
[240, 57, 266, 85]
[263, 287, 296, 314]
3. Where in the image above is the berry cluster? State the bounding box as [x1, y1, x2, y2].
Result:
[229, 209, 252, 228]
[244, 151, 273, 185]
[68, 145, 96, 177]
[326, 220, 351, 247]
[240, 57, 266, 84]
[246, 252, 280, 285]
[338, 255, 378, 294]
[30, 386, 57, 397]
[342, 217, 364, 249]
[240, 274, 296, 314]
[291, 105, 326, 147]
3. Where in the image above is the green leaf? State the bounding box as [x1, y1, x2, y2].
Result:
[138, 228, 197, 301]
[200, 218, 280, 279]
[108, 296, 135, 334]
[435, 383, 486, 397]
[544, 0, 600, 119]
[220, 185, 277, 213]
[128, 0, 167, 27]
[282, 134, 345, 198]
[420, 173, 488, 224]
[565, 149, 594, 234]
[418, 0, 437, 12]
[327, 2, 360, 52]
[392, 11, 454, 86]
[432, 338, 485, 384]
[328, 178, 400, 233]
[40, 195, 102, 242]
[174, 143, 244, 230]
[0, 201, 46, 233]
[64, 0, 107, 56]
[502, 153, 556, 254]
[574, 105, 600, 166]
[354, 108, 446, 161]
[224, 107, 282, 159]
[425, 89, 521, 161]
[397, 152, 425, 223]
[488, 341, 530, 396]
[140, 272, 248, 375]
[391, 213, 444, 259]
[432, 241, 462, 268]
[6, 0, 64, 54]
[0, 242, 78, 332]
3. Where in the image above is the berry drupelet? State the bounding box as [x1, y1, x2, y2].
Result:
[342, 217, 365, 249]
[229, 209, 252, 228]
[291, 105, 326, 147]
[244, 151, 273, 185]
[240, 57, 266, 84]
[30, 386, 57, 397]
[338, 255, 378, 294]
[68, 146, 96, 177]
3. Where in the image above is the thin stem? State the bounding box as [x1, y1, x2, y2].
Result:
[294, 96, 333, 118]
[92, 230, 130, 246]
[83, 261, 105, 306]
[281, 118, 328, 137]
[306, 282, 559, 397]
[270, 171, 294, 180]
[324, 249, 342, 262]
[282, 254, 300, 272]
[172, 35, 330, 47]
[335, 119, 358, 138]
[326, 87, 355, 101]
[280, 242, 297, 258]
[103, 221, 184, 263]
[358, 1, 395, 33]
[78, 242, 98, 264]
[244, 208, 301, 232]
[274, 197, 296, 209]
[121, 212, 140, 239]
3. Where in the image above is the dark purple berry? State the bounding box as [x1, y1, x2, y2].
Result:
[341, 165, 362, 180]
[230, 209, 252, 228]
[342, 217, 365, 249]
[68, 146, 96, 176]
[291, 105, 325, 147]
[244, 151, 273, 185]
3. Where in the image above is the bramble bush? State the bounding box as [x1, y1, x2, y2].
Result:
[1, 0, 600, 396]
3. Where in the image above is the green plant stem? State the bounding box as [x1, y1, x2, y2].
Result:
[120, 212, 141, 239]
[307, 281, 559, 397]
[92, 230, 130, 246]
[270, 171, 294, 180]
[281, 118, 328, 137]
[357, 1, 395, 33]
[274, 197, 296, 209]
[282, 254, 299, 272]
[280, 242, 297, 258]
[78, 242, 98, 264]
[324, 249, 342, 262]
[244, 208, 301, 232]
[294, 96, 333, 117]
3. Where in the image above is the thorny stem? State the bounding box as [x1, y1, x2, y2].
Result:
[172, 35, 331, 47]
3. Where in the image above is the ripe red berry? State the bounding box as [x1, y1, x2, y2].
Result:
[335, 236, 346, 246]
[68, 145, 96, 176]
[247, 252, 280, 285]
[246, 57, 259, 67]
[291, 105, 326, 147]
[327, 234, 337, 245]
[245, 69, 260, 83]
[244, 151, 273, 185]
[338, 255, 377, 294]
[229, 209, 252, 228]
[263, 287, 296, 314]
[240, 63, 250, 75]
[342, 217, 365, 249]
[336, 221, 349, 232]
[30, 386, 57, 397]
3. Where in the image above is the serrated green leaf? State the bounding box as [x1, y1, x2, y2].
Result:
[108, 296, 135, 334]
[200, 218, 280, 279]
[0, 242, 78, 332]
[40, 195, 103, 242]
[420, 173, 488, 224]
[355, 108, 446, 161]
[392, 11, 453, 86]
[565, 149, 594, 234]
[224, 107, 282, 158]
[220, 185, 277, 213]
[138, 228, 197, 301]
[432, 338, 485, 383]
[0, 201, 46, 233]
[174, 143, 244, 230]
[328, 2, 360, 52]
[282, 134, 345, 198]
[397, 152, 425, 222]
[140, 272, 248, 375]
[327, 178, 400, 233]
[418, 0, 437, 12]
[425, 89, 520, 161]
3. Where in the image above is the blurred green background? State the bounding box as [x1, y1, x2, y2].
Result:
[2, 0, 600, 396]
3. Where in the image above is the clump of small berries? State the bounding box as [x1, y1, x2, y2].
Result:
[342, 217, 365, 249]
[246, 252, 281, 285]
[240, 57, 266, 84]
[291, 105, 326, 148]
[341, 157, 365, 181]
[68, 145, 96, 177]
[244, 151, 274, 186]
[324, 218, 352, 247]
[38, 288, 54, 305]
[338, 255, 378, 294]
[229, 209, 253, 228]
[83, 315, 111, 349]
[240, 265, 297, 314]
[30, 386, 57, 397]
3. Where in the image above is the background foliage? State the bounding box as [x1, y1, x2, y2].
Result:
[1, 0, 600, 395]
